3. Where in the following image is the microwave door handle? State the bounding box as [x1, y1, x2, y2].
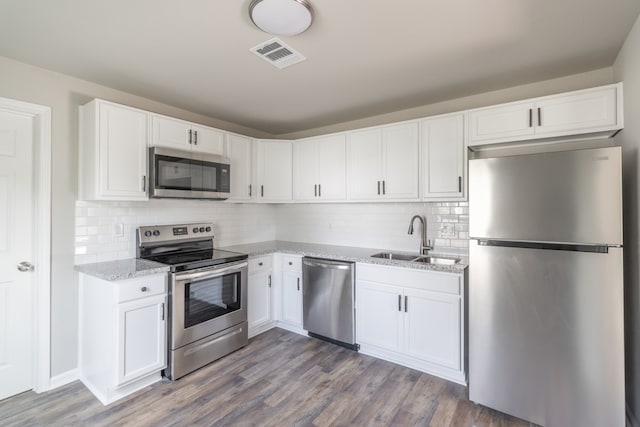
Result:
[175, 262, 248, 282]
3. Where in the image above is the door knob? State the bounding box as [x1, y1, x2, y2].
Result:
[17, 261, 35, 272]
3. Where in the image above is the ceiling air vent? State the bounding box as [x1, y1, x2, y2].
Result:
[250, 37, 306, 69]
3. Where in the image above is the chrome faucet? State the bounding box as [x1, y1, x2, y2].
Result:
[408, 215, 432, 255]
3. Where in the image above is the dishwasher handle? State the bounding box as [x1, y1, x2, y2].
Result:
[303, 258, 353, 270]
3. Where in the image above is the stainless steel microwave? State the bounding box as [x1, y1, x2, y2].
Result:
[148, 147, 231, 200]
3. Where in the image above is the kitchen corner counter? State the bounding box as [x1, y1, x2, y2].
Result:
[75, 258, 169, 281]
[219, 241, 468, 274]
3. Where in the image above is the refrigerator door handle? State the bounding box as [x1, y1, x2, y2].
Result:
[474, 239, 613, 253]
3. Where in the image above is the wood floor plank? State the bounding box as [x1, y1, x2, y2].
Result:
[0, 328, 537, 427]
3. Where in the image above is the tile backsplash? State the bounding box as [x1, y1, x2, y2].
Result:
[275, 202, 469, 256]
[74, 200, 469, 264]
[74, 200, 277, 264]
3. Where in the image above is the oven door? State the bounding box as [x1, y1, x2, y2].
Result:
[170, 260, 247, 350]
[149, 146, 230, 200]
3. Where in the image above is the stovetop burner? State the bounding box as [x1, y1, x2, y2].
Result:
[136, 223, 248, 272]
[145, 248, 247, 272]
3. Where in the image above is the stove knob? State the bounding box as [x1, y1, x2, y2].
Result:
[144, 231, 152, 237]
[205, 226, 212, 232]
[199, 227, 205, 233]
[152, 230, 160, 237]
[193, 227, 199, 233]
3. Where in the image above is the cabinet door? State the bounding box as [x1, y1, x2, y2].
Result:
[248, 271, 272, 331]
[421, 114, 465, 199]
[98, 102, 148, 200]
[292, 138, 319, 201]
[282, 270, 303, 327]
[317, 134, 347, 201]
[117, 295, 166, 386]
[534, 86, 618, 137]
[382, 122, 419, 199]
[151, 115, 191, 149]
[226, 134, 252, 201]
[191, 124, 224, 155]
[468, 101, 535, 145]
[355, 280, 403, 352]
[403, 288, 461, 370]
[256, 140, 292, 201]
[347, 129, 383, 200]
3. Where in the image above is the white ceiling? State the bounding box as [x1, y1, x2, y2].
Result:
[1, 0, 639, 135]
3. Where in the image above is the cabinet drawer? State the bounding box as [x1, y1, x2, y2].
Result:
[281, 254, 302, 272]
[249, 255, 272, 274]
[356, 263, 461, 295]
[117, 274, 166, 303]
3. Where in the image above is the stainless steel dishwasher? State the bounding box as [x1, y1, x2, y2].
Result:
[302, 257, 358, 350]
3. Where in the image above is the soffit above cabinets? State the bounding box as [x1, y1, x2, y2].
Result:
[0, 1, 638, 135]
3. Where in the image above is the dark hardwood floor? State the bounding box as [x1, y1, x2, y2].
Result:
[0, 328, 536, 426]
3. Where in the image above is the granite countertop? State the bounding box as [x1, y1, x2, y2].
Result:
[219, 241, 468, 274]
[75, 258, 170, 281]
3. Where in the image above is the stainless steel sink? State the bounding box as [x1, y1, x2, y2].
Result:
[370, 252, 460, 265]
[411, 256, 460, 265]
[370, 252, 418, 261]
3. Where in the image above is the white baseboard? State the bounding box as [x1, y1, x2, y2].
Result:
[627, 403, 638, 427]
[48, 368, 79, 391]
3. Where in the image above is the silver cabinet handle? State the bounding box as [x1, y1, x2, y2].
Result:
[258, 262, 263, 266]
[288, 261, 293, 265]
[268, 274, 272, 288]
[142, 176, 146, 192]
[17, 261, 34, 272]
[318, 184, 321, 197]
[249, 184, 252, 197]
[188, 129, 193, 144]
[194, 130, 198, 145]
[398, 294, 402, 311]
[297, 277, 300, 291]
[314, 184, 317, 197]
[405, 295, 408, 312]
[377, 181, 381, 195]
[140, 286, 148, 292]
[161, 302, 165, 321]
[529, 108, 533, 127]
[261, 185, 264, 197]
[458, 176, 462, 193]
[382, 180, 386, 195]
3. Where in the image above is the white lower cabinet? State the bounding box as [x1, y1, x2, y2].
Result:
[280, 254, 303, 331]
[248, 255, 274, 337]
[355, 263, 465, 384]
[79, 273, 167, 405]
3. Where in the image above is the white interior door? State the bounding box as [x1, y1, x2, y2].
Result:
[0, 109, 34, 400]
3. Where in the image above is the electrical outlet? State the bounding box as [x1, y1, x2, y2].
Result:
[113, 223, 124, 237]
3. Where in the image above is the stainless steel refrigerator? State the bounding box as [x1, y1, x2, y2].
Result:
[469, 146, 625, 426]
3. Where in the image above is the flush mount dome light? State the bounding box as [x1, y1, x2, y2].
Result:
[249, 0, 314, 36]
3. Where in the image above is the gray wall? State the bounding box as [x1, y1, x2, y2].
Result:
[613, 13, 640, 425]
[0, 54, 616, 379]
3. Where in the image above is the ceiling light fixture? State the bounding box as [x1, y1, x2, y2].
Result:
[249, 0, 314, 36]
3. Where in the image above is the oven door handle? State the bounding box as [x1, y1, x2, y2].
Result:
[174, 261, 248, 282]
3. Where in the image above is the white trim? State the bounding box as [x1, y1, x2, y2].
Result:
[0, 97, 52, 393]
[49, 369, 79, 391]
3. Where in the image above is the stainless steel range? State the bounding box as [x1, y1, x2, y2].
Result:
[137, 223, 248, 380]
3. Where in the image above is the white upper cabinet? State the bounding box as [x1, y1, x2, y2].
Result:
[293, 134, 346, 201]
[421, 113, 465, 200]
[254, 139, 292, 202]
[225, 133, 253, 201]
[151, 114, 224, 155]
[79, 99, 149, 201]
[468, 83, 623, 147]
[347, 122, 419, 201]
